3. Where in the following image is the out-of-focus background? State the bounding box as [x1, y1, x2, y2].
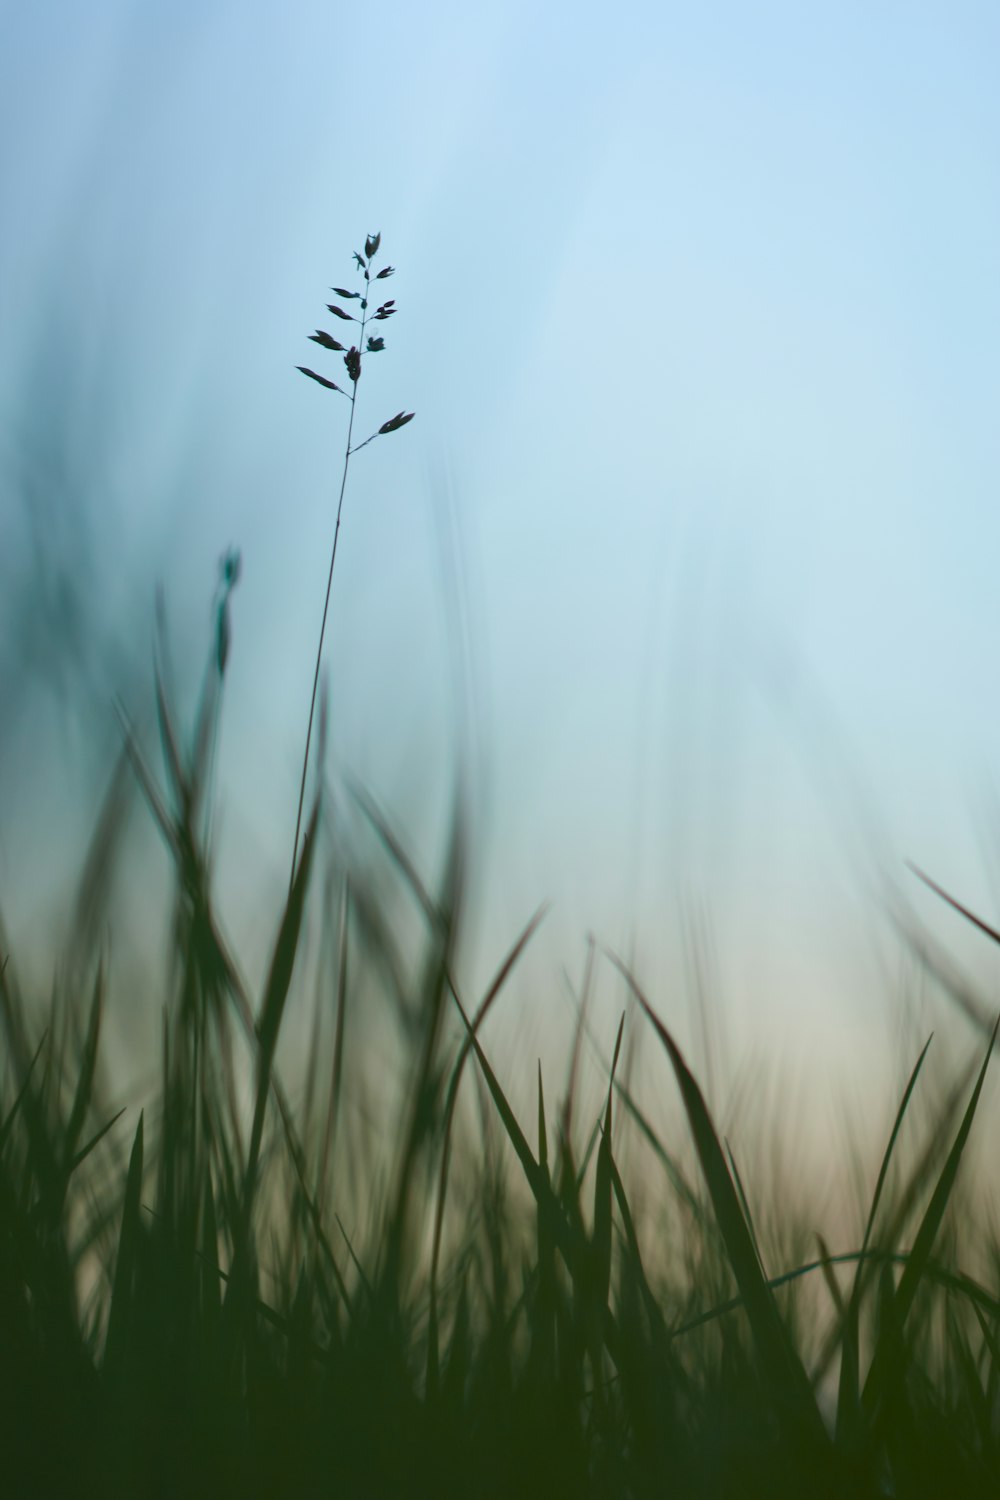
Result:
[3, 1, 1000, 1147]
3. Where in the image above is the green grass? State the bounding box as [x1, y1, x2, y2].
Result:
[4, 626, 1000, 1500]
[4, 237, 1000, 1498]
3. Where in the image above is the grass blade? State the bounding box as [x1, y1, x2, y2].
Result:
[104, 1111, 144, 1377]
[835, 1032, 932, 1446]
[244, 799, 319, 1196]
[861, 1013, 1000, 1421]
[591, 1013, 625, 1320]
[610, 952, 830, 1455]
[428, 904, 548, 1387]
[64, 962, 105, 1167]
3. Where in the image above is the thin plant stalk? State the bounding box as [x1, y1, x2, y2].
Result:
[289, 379, 360, 894]
[290, 233, 414, 890]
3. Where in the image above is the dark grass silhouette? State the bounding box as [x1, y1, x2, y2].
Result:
[4, 238, 1000, 1500]
[292, 232, 414, 894]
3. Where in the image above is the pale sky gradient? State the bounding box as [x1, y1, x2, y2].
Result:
[3, 1, 1000, 1116]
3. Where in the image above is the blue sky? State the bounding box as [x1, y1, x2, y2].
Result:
[3, 0, 1000, 1107]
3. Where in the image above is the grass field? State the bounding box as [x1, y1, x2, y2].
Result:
[4, 604, 1000, 1500]
[4, 241, 1000, 1500]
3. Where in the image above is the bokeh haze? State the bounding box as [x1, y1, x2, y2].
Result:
[3, 0, 1000, 1136]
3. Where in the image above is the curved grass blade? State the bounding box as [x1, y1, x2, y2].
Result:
[0, 1028, 48, 1158]
[671, 1245, 1000, 1343]
[610, 952, 830, 1455]
[897, 863, 1000, 1038]
[451, 992, 591, 1296]
[725, 1137, 765, 1274]
[67, 1105, 127, 1177]
[427, 904, 548, 1388]
[64, 963, 105, 1167]
[383, 796, 466, 1282]
[531, 1061, 558, 1383]
[317, 876, 350, 1215]
[908, 863, 1000, 950]
[70, 742, 133, 959]
[861, 1013, 1000, 1422]
[815, 1232, 846, 1321]
[153, 653, 186, 815]
[592, 1014, 625, 1319]
[608, 1151, 668, 1344]
[538, 1059, 548, 1174]
[348, 777, 438, 928]
[103, 1111, 144, 1377]
[243, 800, 320, 1207]
[612, 1073, 708, 1230]
[200, 1173, 222, 1333]
[836, 1033, 932, 1445]
[562, 935, 595, 1144]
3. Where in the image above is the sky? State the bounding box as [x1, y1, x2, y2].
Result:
[3, 0, 1000, 1127]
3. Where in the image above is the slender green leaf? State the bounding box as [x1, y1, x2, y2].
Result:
[244, 800, 319, 1203]
[862, 1014, 1000, 1420]
[611, 953, 829, 1453]
[836, 1033, 932, 1445]
[104, 1111, 144, 1375]
[592, 1013, 625, 1318]
[64, 963, 104, 1164]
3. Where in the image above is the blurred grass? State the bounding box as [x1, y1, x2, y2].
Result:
[3, 607, 1000, 1500]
